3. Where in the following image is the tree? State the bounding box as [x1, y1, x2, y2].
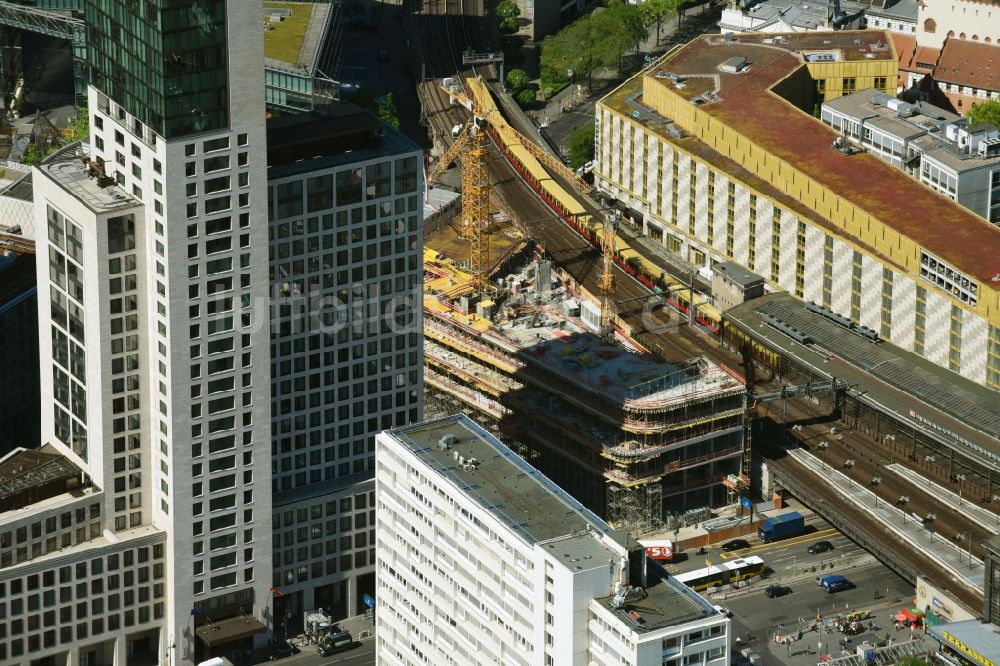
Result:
[375, 93, 400, 129]
[895, 658, 930, 666]
[506, 68, 530, 90]
[496, 0, 521, 19]
[567, 120, 595, 168]
[641, 0, 680, 45]
[968, 100, 1000, 129]
[72, 106, 90, 140]
[21, 143, 43, 166]
[516, 88, 536, 106]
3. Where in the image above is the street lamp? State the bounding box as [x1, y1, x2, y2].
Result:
[956, 474, 967, 504]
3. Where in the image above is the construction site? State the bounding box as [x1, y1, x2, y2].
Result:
[423, 207, 749, 533]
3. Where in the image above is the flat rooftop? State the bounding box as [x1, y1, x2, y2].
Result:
[610, 30, 1000, 285]
[39, 145, 141, 214]
[927, 621, 1000, 663]
[266, 105, 420, 179]
[385, 414, 616, 545]
[725, 292, 1000, 461]
[263, 2, 326, 68]
[595, 565, 715, 633]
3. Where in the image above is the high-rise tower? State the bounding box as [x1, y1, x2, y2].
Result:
[31, 2, 272, 662]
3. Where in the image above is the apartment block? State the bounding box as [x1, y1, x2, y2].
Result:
[595, 30, 1000, 390]
[375, 415, 730, 666]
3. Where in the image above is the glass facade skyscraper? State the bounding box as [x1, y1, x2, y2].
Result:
[85, 0, 230, 138]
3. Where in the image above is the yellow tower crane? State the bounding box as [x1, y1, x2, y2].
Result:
[426, 121, 492, 293]
[429, 76, 618, 328]
[598, 215, 617, 339]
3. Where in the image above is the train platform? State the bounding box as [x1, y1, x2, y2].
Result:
[786, 448, 985, 594]
[886, 463, 1000, 533]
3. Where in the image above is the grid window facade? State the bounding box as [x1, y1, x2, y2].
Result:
[47, 206, 88, 459]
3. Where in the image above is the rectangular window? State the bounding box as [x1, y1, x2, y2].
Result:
[204, 176, 230, 194]
[204, 137, 229, 153]
[205, 196, 231, 215]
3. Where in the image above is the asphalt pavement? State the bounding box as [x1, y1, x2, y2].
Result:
[266, 638, 374, 666]
[660, 515, 929, 666]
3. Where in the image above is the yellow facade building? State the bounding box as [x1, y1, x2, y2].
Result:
[595, 30, 1000, 390]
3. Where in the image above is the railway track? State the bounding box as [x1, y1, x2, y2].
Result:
[767, 452, 984, 613]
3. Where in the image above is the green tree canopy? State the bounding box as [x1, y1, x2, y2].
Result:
[641, 0, 680, 45]
[72, 106, 90, 140]
[540, 5, 648, 88]
[21, 143, 44, 166]
[567, 120, 595, 168]
[506, 68, 531, 90]
[894, 658, 930, 666]
[496, 0, 521, 19]
[968, 100, 1000, 130]
[375, 93, 400, 129]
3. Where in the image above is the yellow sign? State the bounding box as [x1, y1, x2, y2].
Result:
[942, 631, 997, 666]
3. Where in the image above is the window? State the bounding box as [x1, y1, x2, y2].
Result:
[204, 137, 229, 152]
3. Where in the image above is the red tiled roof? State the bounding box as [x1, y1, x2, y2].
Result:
[934, 38, 1000, 90]
[891, 33, 939, 74]
[655, 31, 1000, 284]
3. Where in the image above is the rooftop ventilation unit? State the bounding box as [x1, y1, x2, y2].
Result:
[978, 137, 1000, 157]
[438, 433, 456, 450]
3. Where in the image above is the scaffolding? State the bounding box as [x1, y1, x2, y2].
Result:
[607, 482, 663, 535]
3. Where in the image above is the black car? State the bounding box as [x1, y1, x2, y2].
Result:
[765, 585, 792, 598]
[807, 540, 834, 555]
[720, 539, 751, 552]
[318, 631, 354, 656]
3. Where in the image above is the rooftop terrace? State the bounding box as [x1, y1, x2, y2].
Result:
[39, 145, 140, 215]
[386, 415, 616, 545]
[263, 2, 315, 66]
[606, 30, 1000, 286]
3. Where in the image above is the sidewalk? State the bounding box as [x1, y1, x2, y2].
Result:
[288, 612, 375, 649]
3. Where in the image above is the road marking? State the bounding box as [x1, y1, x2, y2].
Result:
[718, 528, 839, 559]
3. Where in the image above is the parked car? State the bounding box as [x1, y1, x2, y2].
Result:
[720, 539, 751, 552]
[807, 540, 834, 555]
[318, 631, 354, 656]
[765, 584, 792, 598]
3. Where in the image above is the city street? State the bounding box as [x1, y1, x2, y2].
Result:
[262, 639, 374, 666]
[659, 516, 924, 666]
[724, 567, 920, 666]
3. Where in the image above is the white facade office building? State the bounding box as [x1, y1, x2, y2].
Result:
[375, 415, 730, 666]
[17, 1, 273, 663]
